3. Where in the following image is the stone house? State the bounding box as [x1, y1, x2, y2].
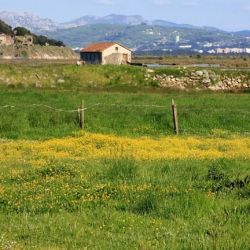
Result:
[80, 42, 132, 65]
[0, 33, 14, 45]
[15, 35, 33, 46]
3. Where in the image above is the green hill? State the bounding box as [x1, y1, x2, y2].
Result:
[46, 23, 241, 50]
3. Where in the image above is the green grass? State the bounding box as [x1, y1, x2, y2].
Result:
[1, 63, 250, 91]
[0, 65, 249, 249]
[0, 158, 249, 249]
[0, 88, 249, 139]
[0, 64, 153, 89]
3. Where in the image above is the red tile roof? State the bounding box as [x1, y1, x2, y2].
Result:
[81, 42, 131, 52]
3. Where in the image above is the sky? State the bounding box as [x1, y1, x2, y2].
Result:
[1, 0, 250, 31]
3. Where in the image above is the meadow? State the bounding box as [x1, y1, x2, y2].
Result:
[0, 65, 249, 249]
[0, 88, 249, 139]
[0, 158, 249, 249]
[1, 63, 250, 91]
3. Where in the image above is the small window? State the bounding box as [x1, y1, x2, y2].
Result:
[115, 47, 119, 51]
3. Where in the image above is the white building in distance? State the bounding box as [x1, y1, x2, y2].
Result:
[80, 42, 132, 65]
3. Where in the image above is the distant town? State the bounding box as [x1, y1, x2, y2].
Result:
[180, 34, 250, 54]
[133, 31, 250, 55]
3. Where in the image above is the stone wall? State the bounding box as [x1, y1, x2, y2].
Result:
[104, 53, 124, 65]
[0, 34, 14, 45]
[145, 69, 250, 91]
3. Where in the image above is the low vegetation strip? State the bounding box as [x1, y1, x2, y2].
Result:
[1, 133, 250, 167]
[0, 64, 250, 91]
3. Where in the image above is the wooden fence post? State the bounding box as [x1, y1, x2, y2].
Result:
[78, 107, 81, 128]
[171, 99, 179, 135]
[78, 100, 84, 129]
[80, 100, 84, 129]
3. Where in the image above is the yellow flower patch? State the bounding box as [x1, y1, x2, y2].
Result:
[0, 133, 249, 167]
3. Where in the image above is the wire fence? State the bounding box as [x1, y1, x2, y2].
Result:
[0, 102, 249, 135]
[1, 103, 250, 113]
[0, 103, 168, 112]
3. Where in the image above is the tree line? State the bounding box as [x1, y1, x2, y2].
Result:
[0, 19, 65, 47]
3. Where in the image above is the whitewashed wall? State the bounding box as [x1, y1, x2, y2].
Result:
[102, 44, 132, 65]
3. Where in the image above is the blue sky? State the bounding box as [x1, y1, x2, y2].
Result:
[1, 0, 250, 31]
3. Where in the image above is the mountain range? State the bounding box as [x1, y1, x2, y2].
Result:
[0, 11, 222, 32]
[1, 11, 250, 53]
[0, 11, 57, 32]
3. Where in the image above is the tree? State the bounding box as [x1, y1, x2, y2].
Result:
[13, 27, 32, 36]
[0, 20, 13, 36]
[33, 35, 65, 47]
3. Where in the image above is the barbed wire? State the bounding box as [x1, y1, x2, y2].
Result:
[0, 104, 86, 113]
[0, 103, 250, 115]
[0, 103, 168, 112]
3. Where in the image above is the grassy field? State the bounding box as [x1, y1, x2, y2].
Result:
[0, 69, 249, 249]
[0, 64, 151, 89]
[1, 64, 250, 91]
[0, 88, 250, 139]
[0, 157, 249, 249]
